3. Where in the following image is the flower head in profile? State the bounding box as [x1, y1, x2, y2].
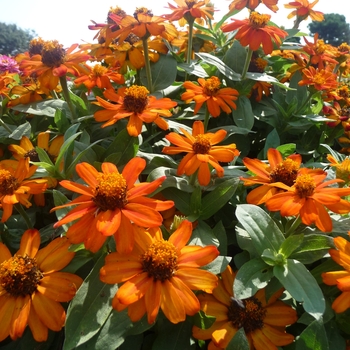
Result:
[94, 85, 177, 136]
[109, 7, 178, 44]
[0, 229, 83, 342]
[100, 220, 219, 324]
[299, 66, 339, 91]
[322, 236, 350, 313]
[19, 40, 91, 90]
[0, 158, 48, 222]
[192, 265, 297, 349]
[221, 11, 288, 55]
[52, 157, 174, 254]
[327, 154, 350, 185]
[285, 0, 324, 23]
[0, 55, 20, 74]
[229, 0, 279, 13]
[164, 0, 214, 25]
[265, 168, 350, 232]
[74, 62, 125, 93]
[181, 76, 239, 117]
[162, 121, 240, 186]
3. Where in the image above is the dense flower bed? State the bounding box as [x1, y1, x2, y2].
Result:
[1, 0, 350, 349]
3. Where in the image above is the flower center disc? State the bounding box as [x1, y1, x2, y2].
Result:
[41, 40, 66, 67]
[123, 85, 149, 114]
[203, 76, 221, 96]
[192, 135, 211, 154]
[228, 296, 266, 333]
[142, 240, 178, 282]
[295, 174, 316, 198]
[269, 159, 299, 186]
[249, 12, 270, 28]
[0, 169, 19, 195]
[0, 255, 43, 297]
[93, 173, 128, 211]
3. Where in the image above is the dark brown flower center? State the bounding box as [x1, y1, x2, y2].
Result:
[93, 173, 128, 211]
[0, 169, 19, 195]
[123, 85, 149, 113]
[41, 40, 66, 68]
[141, 240, 178, 282]
[192, 135, 211, 154]
[228, 296, 266, 333]
[0, 255, 43, 297]
[269, 159, 299, 186]
[29, 38, 45, 56]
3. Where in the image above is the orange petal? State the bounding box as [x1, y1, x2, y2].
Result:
[10, 295, 31, 340]
[168, 220, 192, 249]
[114, 213, 135, 254]
[122, 203, 163, 227]
[27, 303, 48, 342]
[0, 295, 16, 341]
[251, 328, 279, 350]
[261, 324, 294, 346]
[100, 260, 142, 284]
[332, 291, 350, 313]
[144, 279, 161, 324]
[0, 243, 12, 263]
[31, 292, 65, 331]
[17, 229, 41, 258]
[264, 302, 298, 327]
[122, 157, 146, 189]
[117, 272, 152, 305]
[75, 162, 99, 187]
[178, 245, 219, 267]
[175, 268, 218, 293]
[160, 279, 185, 323]
[322, 270, 350, 286]
[96, 209, 121, 236]
[211, 321, 238, 348]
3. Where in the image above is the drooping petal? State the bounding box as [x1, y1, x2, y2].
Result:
[0, 295, 16, 341]
[27, 303, 48, 342]
[144, 279, 162, 324]
[96, 208, 121, 236]
[9, 295, 31, 340]
[114, 212, 135, 254]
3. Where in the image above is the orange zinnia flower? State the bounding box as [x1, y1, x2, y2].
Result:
[52, 157, 174, 253]
[265, 168, 350, 232]
[229, 0, 279, 12]
[0, 158, 48, 222]
[99, 220, 219, 324]
[181, 76, 239, 117]
[221, 11, 288, 55]
[322, 236, 350, 313]
[19, 41, 91, 91]
[327, 154, 350, 185]
[240, 148, 323, 205]
[165, 0, 214, 24]
[192, 265, 297, 349]
[0, 229, 83, 342]
[162, 121, 240, 186]
[299, 66, 339, 91]
[285, 0, 324, 22]
[74, 62, 125, 93]
[109, 7, 177, 44]
[94, 85, 177, 136]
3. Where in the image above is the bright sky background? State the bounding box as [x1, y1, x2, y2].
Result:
[0, 0, 348, 48]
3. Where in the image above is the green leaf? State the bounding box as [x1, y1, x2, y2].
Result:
[189, 185, 202, 221]
[295, 318, 329, 350]
[193, 310, 216, 330]
[290, 234, 334, 264]
[10, 99, 71, 117]
[63, 253, 118, 349]
[199, 178, 239, 220]
[213, 221, 228, 256]
[274, 259, 325, 320]
[152, 315, 195, 350]
[231, 96, 255, 130]
[190, 220, 220, 247]
[161, 187, 191, 216]
[196, 52, 241, 81]
[263, 128, 280, 157]
[177, 62, 209, 78]
[226, 327, 250, 350]
[235, 204, 285, 255]
[279, 234, 304, 259]
[140, 54, 177, 92]
[234, 258, 273, 299]
[8, 121, 31, 140]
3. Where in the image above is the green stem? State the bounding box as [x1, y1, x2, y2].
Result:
[15, 203, 33, 229]
[241, 48, 253, 80]
[0, 118, 14, 133]
[59, 75, 77, 122]
[284, 216, 302, 238]
[142, 37, 153, 93]
[204, 106, 210, 133]
[185, 19, 195, 81]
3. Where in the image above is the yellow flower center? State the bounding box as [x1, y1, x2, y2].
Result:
[228, 296, 266, 333]
[203, 76, 221, 96]
[93, 64, 108, 76]
[29, 37, 45, 56]
[141, 240, 178, 282]
[334, 158, 350, 183]
[192, 134, 211, 154]
[255, 57, 268, 71]
[41, 40, 66, 68]
[312, 71, 327, 85]
[0, 255, 43, 297]
[316, 40, 327, 54]
[123, 85, 149, 114]
[0, 169, 19, 195]
[294, 174, 316, 198]
[249, 12, 270, 28]
[269, 159, 300, 186]
[93, 173, 128, 211]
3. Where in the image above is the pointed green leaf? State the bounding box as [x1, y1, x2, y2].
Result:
[227, 327, 250, 350]
[295, 318, 329, 350]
